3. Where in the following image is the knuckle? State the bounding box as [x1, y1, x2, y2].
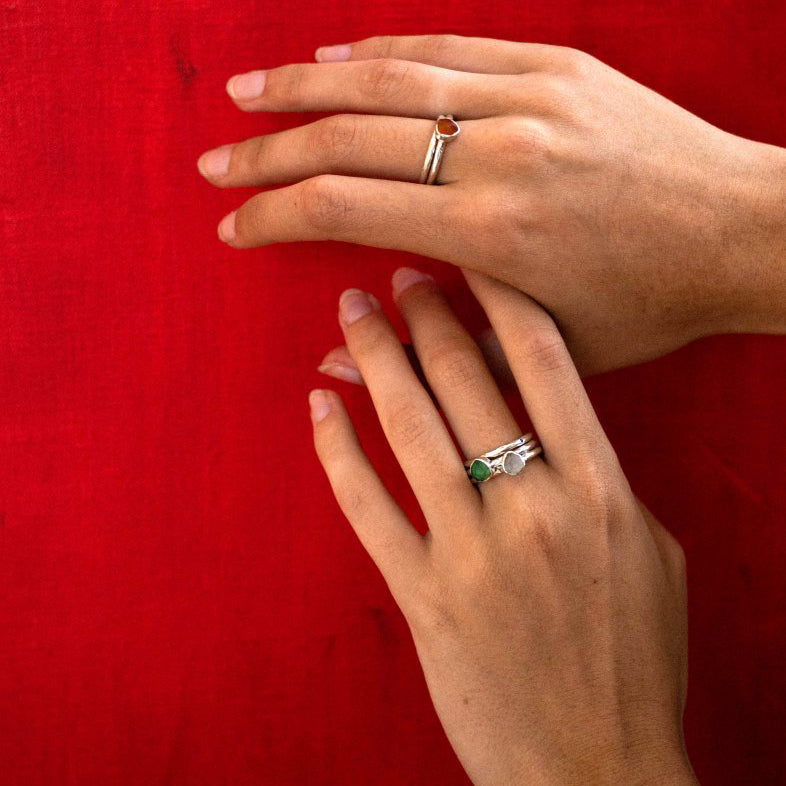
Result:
[333, 479, 370, 522]
[408, 580, 459, 636]
[572, 458, 625, 526]
[268, 63, 306, 103]
[361, 58, 415, 102]
[312, 115, 361, 167]
[383, 403, 432, 450]
[361, 35, 397, 58]
[520, 326, 569, 374]
[299, 175, 352, 231]
[421, 33, 461, 60]
[494, 117, 553, 165]
[555, 45, 596, 76]
[425, 340, 484, 392]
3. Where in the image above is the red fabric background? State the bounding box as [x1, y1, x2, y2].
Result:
[1, 1, 784, 784]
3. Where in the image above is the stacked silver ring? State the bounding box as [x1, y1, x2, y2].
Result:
[419, 114, 461, 185]
[464, 434, 542, 484]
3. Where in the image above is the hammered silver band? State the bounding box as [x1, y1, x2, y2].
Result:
[464, 434, 542, 484]
[420, 114, 461, 185]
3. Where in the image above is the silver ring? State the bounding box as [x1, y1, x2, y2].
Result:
[465, 434, 542, 484]
[419, 114, 460, 185]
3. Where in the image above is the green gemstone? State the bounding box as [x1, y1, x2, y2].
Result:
[470, 459, 492, 482]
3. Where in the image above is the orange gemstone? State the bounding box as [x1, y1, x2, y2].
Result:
[437, 117, 459, 137]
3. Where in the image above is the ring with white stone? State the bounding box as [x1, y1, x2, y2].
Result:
[419, 114, 460, 185]
[464, 435, 542, 484]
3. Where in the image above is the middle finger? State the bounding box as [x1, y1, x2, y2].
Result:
[226, 59, 520, 118]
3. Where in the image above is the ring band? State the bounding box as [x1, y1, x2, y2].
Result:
[420, 114, 460, 186]
[465, 434, 542, 484]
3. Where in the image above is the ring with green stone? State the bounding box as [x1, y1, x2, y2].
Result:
[464, 435, 542, 485]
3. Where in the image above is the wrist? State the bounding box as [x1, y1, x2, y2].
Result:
[711, 137, 786, 336]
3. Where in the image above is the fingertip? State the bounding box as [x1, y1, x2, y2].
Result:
[391, 267, 435, 300]
[317, 360, 363, 385]
[309, 388, 334, 424]
[218, 211, 237, 244]
[315, 44, 352, 62]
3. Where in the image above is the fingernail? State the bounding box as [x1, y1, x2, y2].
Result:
[392, 267, 434, 299]
[309, 389, 332, 424]
[339, 289, 378, 327]
[317, 362, 363, 385]
[227, 70, 267, 100]
[218, 211, 236, 243]
[198, 144, 233, 179]
[315, 44, 352, 62]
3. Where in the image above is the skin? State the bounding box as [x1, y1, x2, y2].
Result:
[310, 267, 697, 786]
[198, 33, 786, 376]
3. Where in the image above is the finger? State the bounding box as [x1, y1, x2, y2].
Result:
[337, 288, 480, 526]
[316, 34, 571, 75]
[218, 175, 463, 257]
[318, 328, 517, 393]
[391, 269, 517, 456]
[226, 59, 520, 118]
[310, 388, 428, 603]
[198, 114, 472, 188]
[392, 267, 550, 494]
[464, 270, 608, 472]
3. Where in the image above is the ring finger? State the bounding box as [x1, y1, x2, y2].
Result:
[198, 114, 475, 188]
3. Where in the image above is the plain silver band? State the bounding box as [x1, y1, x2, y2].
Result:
[419, 132, 439, 184]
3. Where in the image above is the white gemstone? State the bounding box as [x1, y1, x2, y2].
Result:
[502, 451, 526, 475]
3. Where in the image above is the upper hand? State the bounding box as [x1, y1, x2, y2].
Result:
[199, 33, 786, 374]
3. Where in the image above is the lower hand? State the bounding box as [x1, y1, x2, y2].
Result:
[309, 267, 697, 785]
[199, 34, 786, 374]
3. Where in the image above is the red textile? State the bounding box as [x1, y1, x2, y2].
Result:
[1, 2, 784, 784]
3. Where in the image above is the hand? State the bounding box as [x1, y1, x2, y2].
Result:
[199, 34, 786, 375]
[309, 267, 697, 786]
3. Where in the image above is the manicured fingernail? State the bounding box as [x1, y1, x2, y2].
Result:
[315, 44, 352, 62]
[227, 70, 267, 100]
[198, 144, 233, 179]
[339, 288, 378, 326]
[317, 361, 363, 385]
[309, 389, 332, 424]
[218, 211, 236, 243]
[392, 267, 434, 298]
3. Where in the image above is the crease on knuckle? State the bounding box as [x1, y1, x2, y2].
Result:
[334, 479, 369, 522]
[269, 63, 306, 103]
[313, 116, 360, 168]
[300, 175, 351, 231]
[384, 403, 431, 450]
[361, 58, 414, 102]
[421, 33, 460, 61]
[426, 341, 484, 392]
[521, 327, 569, 374]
